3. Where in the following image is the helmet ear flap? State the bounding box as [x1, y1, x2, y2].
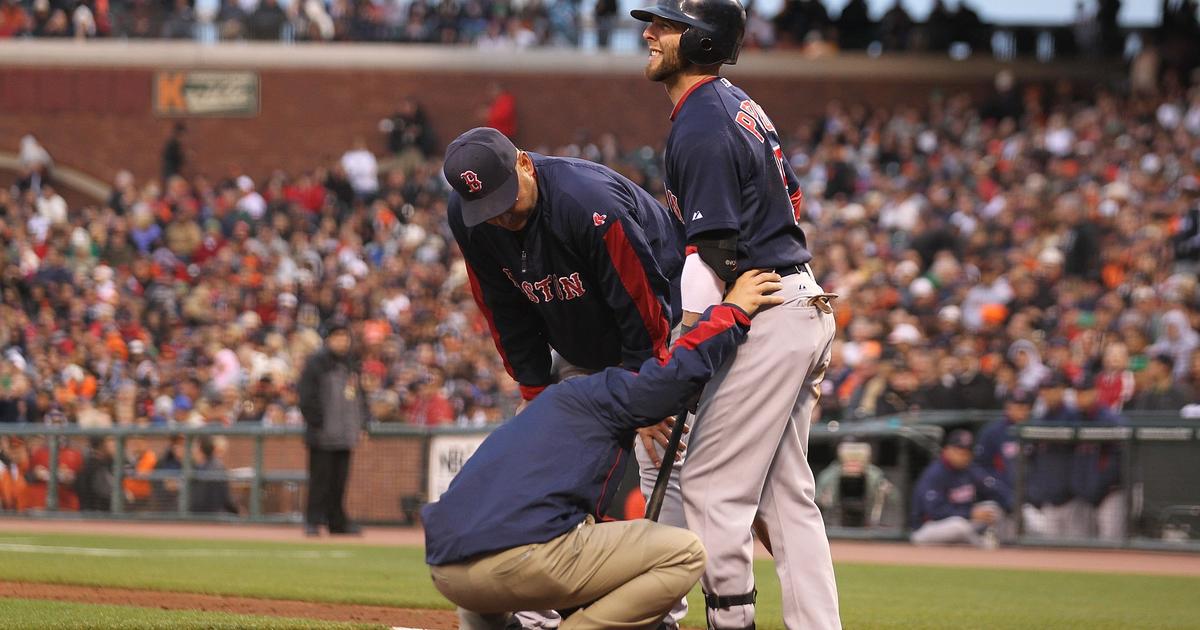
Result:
[699, 36, 713, 51]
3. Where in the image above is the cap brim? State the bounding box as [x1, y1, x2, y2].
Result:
[631, 6, 698, 26]
[461, 172, 520, 227]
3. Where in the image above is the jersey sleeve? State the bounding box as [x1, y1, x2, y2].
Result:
[449, 196, 553, 400]
[566, 191, 673, 371]
[972, 466, 1014, 512]
[671, 125, 745, 241]
[972, 425, 998, 469]
[595, 303, 750, 432]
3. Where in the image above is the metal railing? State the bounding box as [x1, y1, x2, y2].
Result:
[0, 424, 306, 522]
[1012, 417, 1200, 552]
[2, 412, 1198, 553]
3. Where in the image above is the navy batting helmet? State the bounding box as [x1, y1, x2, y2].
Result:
[631, 0, 747, 66]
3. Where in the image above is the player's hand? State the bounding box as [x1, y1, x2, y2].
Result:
[638, 417, 688, 467]
[723, 270, 784, 317]
[970, 504, 998, 525]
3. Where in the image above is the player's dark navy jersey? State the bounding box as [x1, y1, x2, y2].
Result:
[449, 154, 684, 400]
[910, 458, 1013, 528]
[423, 304, 750, 565]
[664, 76, 812, 271]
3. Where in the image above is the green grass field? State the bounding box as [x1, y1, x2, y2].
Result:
[0, 532, 1198, 629]
[0, 598, 375, 629]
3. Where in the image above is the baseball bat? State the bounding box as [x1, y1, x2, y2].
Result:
[644, 409, 689, 522]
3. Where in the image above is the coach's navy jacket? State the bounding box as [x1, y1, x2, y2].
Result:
[422, 304, 749, 566]
[1069, 406, 1123, 506]
[449, 154, 684, 401]
[976, 407, 1091, 507]
[910, 458, 1013, 529]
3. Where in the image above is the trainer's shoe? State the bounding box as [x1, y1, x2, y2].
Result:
[304, 524, 321, 537]
[329, 523, 363, 536]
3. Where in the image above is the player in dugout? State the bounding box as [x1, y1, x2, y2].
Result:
[422, 269, 784, 630]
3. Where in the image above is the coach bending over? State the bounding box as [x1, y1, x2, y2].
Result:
[422, 270, 783, 630]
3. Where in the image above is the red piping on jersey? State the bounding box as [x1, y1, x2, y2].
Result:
[670, 76, 720, 121]
[596, 447, 624, 517]
[659, 304, 749, 365]
[685, 244, 698, 256]
[465, 261, 520, 388]
[603, 220, 671, 363]
[519, 384, 548, 401]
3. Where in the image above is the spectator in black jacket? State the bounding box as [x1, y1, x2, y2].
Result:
[836, 0, 872, 50]
[246, 0, 286, 40]
[1173, 178, 1200, 274]
[189, 436, 239, 514]
[298, 318, 368, 537]
[76, 437, 117, 512]
[1060, 195, 1101, 280]
[1130, 354, 1194, 412]
[161, 123, 186, 182]
[151, 435, 185, 509]
[955, 346, 999, 410]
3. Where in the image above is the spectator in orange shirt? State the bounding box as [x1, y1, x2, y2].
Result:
[0, 436, 28, 510]
[123, 436, 157, 507]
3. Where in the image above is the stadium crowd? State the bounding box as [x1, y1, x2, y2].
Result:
[1, 0, 1195, 64]
[2, 72, 1200, 523]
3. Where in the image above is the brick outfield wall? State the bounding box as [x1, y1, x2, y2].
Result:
[0, 66, 997, 189]
[202, 434, 426, 522]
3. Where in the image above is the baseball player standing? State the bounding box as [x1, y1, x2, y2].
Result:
[443, 127, 690, 628]
[633, 1, 842, 627]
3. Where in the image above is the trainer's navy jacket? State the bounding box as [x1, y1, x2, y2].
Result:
[422, 304, 749, 566]
[449, 154, 684, 401]
[664, 76, 812, 270]
[910, 458, 1013, 528]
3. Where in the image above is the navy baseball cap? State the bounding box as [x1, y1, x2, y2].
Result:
[443, 127, 520, 227]
[945, 429, 974, 450]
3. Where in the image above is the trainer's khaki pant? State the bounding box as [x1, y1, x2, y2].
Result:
[429, 516, 705, 630]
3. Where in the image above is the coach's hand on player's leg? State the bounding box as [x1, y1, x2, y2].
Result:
[723, 270, 784, 317]
[638, 416, 688, 467]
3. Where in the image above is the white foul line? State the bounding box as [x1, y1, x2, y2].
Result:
[0, 542, 352, 559]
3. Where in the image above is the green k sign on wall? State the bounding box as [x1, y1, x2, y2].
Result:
[154, 71, 259, 117]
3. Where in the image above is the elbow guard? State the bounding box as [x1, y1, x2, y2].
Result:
[692, 231, 739, 284]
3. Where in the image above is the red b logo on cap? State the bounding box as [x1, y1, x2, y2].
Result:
[460, 171, 483, 194]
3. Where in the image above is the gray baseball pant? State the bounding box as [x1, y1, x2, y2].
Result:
[682, 272, 841, 630]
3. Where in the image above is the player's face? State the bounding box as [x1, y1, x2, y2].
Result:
[642, 17, 687, 82]
[943, 446, 972, 470]
[486, 152, 537, 231]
